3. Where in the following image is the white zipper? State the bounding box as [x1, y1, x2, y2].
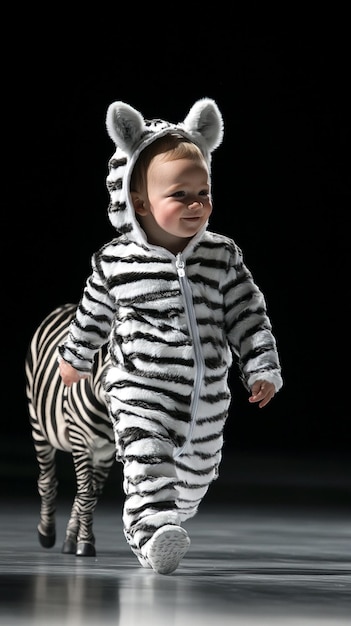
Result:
[174, 253, 204, 458]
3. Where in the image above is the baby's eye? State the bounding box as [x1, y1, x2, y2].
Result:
[199, 190, 210, 197]
[171, 191, 186, 198]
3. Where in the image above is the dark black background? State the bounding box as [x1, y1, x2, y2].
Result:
[3, 13, 350, 496]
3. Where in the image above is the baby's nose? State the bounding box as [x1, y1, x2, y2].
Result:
[188, 200, 203, 209]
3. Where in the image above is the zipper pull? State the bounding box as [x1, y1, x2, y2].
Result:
[176, 253, 185, 278]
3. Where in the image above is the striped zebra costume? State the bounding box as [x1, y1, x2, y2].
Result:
[58, 98, 283, 572]
[26, 303, 115, 556]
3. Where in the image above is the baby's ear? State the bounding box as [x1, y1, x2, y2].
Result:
[106, 102, 145, 155]
[131, 192, 147, 215]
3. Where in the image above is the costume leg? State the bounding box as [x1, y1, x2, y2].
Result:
[119, 423, 182, 558]
[105, 371, 225, 571]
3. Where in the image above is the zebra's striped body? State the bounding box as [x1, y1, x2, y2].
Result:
[26, 303, 115, 556]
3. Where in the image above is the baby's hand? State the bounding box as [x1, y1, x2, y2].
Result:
[249, 380, 275, 408]
[59, 359, 88, 387]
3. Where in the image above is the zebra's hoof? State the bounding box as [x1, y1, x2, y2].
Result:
[38, 527, 56, 549]
[62, 538, 77, 554]
[76, 541, 96, 557]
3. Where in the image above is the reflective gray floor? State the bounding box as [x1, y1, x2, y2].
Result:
[1, 495, 350, 626]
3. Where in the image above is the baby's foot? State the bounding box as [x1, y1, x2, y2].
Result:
[144, 525, 190, 575]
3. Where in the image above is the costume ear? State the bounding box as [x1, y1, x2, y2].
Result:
[106, 101, 145, 155]
[182, 98, 224, 153]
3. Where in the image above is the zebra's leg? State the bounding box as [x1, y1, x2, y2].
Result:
[33, 436, 58, 549]
[92, 452, 115, 503]
[67, 442, 97, 557]
[89, 450, 115, 548]
[62, 496, 79, 554]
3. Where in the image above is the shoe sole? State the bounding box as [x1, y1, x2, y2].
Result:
[146, 525, 190, 575]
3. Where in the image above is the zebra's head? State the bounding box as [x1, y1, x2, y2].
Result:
[105, 99, 224, 242]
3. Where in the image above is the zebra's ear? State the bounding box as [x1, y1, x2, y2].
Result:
[106, 102, 145, 156]
[182, 98, 224, 154]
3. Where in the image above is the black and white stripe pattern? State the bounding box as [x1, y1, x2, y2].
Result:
[26, 303, 115, 556]
[59, 235, 283, 562]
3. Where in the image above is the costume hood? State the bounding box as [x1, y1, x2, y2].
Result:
[105, 98, 224, 243]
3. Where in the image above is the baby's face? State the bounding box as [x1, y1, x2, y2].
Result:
[137, 155, 212, 252]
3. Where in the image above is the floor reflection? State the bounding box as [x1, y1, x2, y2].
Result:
[0, 501, 350, 625]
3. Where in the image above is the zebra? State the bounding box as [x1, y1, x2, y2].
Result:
[25, 303, 116, 557]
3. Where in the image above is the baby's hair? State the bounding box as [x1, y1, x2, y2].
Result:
[130, 133, 207, 194]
